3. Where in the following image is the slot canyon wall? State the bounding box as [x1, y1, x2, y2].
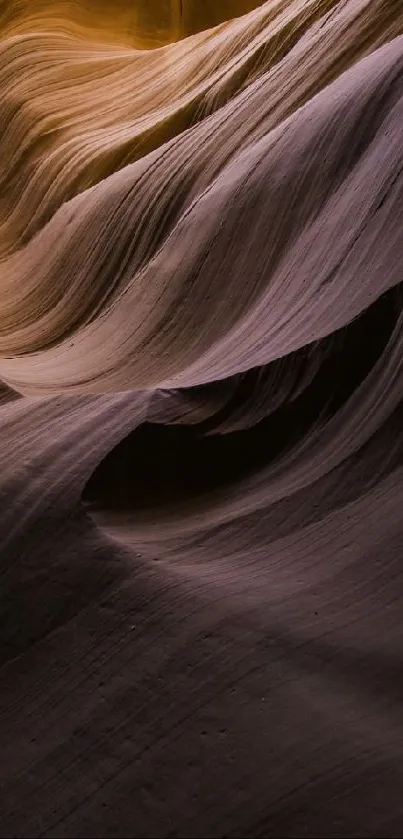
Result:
[1, 1, 403, 837]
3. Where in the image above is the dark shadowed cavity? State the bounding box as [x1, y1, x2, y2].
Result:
[83, 285, 401, 515]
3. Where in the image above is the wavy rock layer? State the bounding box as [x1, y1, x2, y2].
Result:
[1, 1, 403, 837]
